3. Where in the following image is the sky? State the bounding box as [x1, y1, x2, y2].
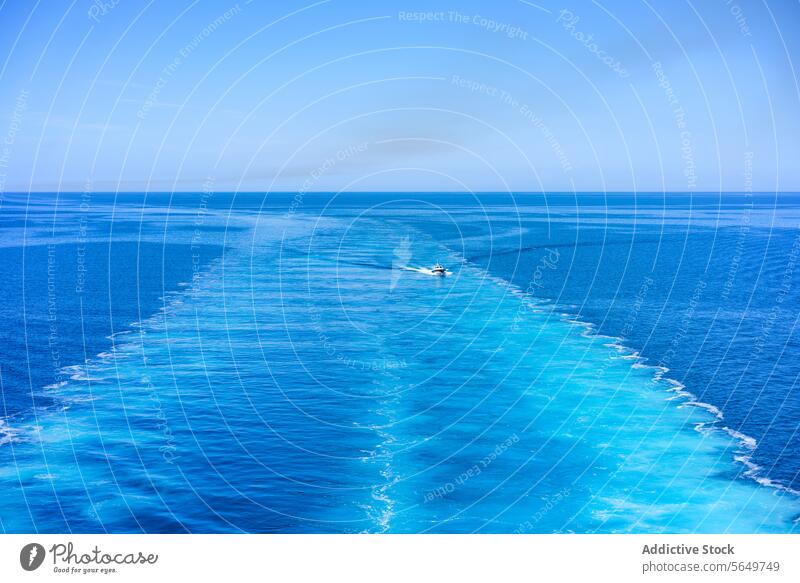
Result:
[0, 0, 798, 193]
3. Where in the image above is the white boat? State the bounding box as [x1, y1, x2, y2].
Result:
[431, 262, 447, 276]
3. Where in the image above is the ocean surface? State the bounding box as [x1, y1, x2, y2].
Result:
[0, 191, 798, 533]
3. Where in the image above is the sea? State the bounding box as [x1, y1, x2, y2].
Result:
[0, 191, 798, 533]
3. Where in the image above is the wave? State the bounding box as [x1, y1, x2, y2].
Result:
[587, 326, 796, 496]
[448, 249, 799, 499]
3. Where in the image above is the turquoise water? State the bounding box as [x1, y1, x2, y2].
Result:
[0, 192, 799, 532]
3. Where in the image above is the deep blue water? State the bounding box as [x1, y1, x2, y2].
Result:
[0, 191, 798, 533]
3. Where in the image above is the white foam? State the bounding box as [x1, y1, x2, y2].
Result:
[725, 428, 757, 449]
[43, 381, 68, 390]
[69, 372, 103, 382]
[0, 418, 18, 445]
[682, 400, 724, 420]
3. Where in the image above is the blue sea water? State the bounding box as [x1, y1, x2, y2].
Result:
[0, 191, 798, 533]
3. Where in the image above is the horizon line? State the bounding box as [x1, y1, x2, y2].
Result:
[7, 190, 800, 195]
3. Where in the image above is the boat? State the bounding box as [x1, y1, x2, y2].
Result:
[431, 262, 447, 276]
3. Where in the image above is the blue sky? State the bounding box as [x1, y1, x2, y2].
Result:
[0, 0, 798, 192]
